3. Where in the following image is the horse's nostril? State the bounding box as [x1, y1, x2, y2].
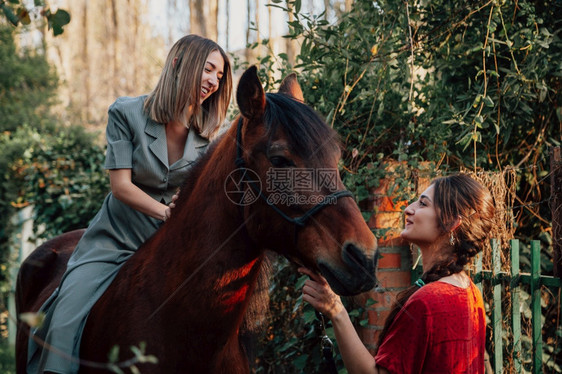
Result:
[342, 243, 374, 271]
[343, 243, 363, 266]
[340, 243, 377, 293]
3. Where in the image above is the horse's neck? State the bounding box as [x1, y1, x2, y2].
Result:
[139, 129, 264, 323]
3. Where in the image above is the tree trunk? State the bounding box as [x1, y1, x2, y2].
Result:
[189, 0, 218, 41]
[245, 0, 252, 62]
[286, 1, 296, 65]
[268, 0, 272, 46]
[82, 0, 90, 123]
[324, 0, 331, 19]
[167, 0, 176, 45]
[41, 0, 165, 129]
[131, 0, 140, 94]
[256, 0, 260, 56]
[209, 0, 218, 41]
[225, 0, 230, 51]
[266, 0, 272, 81]
[190, 0, 205, 36]
[110, 0, 119, 100]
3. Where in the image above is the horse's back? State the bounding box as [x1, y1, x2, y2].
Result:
[15, 229, 84, 373]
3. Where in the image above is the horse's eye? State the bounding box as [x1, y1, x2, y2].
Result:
[269, 156, 294, 168]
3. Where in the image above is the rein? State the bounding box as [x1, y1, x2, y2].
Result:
[316, 311, 338, 374]
[234, 117, 353, 227]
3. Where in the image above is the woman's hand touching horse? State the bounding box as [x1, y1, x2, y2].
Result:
[298, 267, 344, 320]
[163, 190, 180, 222]
[299, 267, 386, 374]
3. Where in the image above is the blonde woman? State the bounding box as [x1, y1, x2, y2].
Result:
[28, 35, 232, 374]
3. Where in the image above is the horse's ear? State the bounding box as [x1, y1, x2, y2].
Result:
[278, 73, 304, 102]
[236, 66, 266, 120]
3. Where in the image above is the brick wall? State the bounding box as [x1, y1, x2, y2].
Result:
[356, 245, 413, 352]
[356, 167, 430, 351]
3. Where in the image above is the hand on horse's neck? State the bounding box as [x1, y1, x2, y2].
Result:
[166, 120, 189, 166]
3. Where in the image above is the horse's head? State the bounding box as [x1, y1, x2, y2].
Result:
[231, 66, 378, 296]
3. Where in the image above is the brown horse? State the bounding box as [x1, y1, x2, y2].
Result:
[16, 66, 378, 373]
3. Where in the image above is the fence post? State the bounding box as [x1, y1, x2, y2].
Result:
[491, 239, 502, 373]
[551, 146, 561, 278]
[530, 240, 542, 374]
[510, 239, 521, 372]
[474, 251, 483, 293]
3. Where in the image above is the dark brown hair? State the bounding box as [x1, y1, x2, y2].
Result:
[376, 174, 495, 349]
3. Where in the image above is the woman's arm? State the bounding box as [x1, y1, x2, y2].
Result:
[109, 169, 169, 221]
[299, 268, 389, 374]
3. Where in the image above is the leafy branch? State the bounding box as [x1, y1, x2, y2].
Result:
[0, 0, 70, 36]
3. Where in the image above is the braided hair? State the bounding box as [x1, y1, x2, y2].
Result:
[376, 174, 495, 349]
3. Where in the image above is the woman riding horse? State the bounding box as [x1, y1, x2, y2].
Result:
[25, 34, 232, 374]
[17, 65, 378, 372]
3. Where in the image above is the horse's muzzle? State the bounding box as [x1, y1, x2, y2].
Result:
[318, 242, 378, 296]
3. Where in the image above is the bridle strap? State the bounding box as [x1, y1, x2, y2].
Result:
[234, 117, 353, 227]
[235, 117, 246, 168]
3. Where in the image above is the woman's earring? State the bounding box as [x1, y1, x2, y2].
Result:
[449, 232, 456, 246]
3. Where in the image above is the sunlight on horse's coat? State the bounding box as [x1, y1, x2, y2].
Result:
[215, 258, 259, 313]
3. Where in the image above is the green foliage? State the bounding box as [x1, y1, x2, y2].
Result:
[0, 24, 106, 301]
[255, 258, 364, 373]
[253, 0, 561, 372]
[0, 23, 58, 287]
[0, 25, 58, 132]
[107, 342, 159, 374]
[276, 0, 559, 235]
[0, 37, 106, 363]
[0, 124, 108, 282]
[0, 0, 70, 36]
[0, 130, 29, 286]
[18, 125, 108, 238]
[254, 0, 560, 235]
[0, 341, 15, 374]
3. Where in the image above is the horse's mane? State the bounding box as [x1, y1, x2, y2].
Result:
[264, 93, 341, 167]
[177, 92, 340, 202]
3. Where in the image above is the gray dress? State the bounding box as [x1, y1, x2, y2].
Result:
[27, 95, 209, 374]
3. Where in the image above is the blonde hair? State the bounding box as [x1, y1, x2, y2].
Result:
[144, 35, 232, 139]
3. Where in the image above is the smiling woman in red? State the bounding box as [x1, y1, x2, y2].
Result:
[300, 174, 494, 374]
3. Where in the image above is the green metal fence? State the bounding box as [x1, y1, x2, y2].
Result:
[474, 239, 562, 373]
[412, 239, 562, 373]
